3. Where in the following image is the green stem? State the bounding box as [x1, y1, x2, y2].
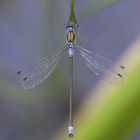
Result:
[67, 0, 77, 26]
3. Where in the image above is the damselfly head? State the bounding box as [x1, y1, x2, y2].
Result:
[64, 23, 79, 30]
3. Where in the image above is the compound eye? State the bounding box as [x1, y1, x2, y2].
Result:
[64, 24, 67, 29]
[75, 23, 79, 29]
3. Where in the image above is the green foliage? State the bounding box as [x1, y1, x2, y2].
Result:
[74, 64, 140, 140]
[54, 40, 140, 140]
[67, 0, 77, 26]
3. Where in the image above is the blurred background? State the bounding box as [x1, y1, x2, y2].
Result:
[0, 0, 140, 140]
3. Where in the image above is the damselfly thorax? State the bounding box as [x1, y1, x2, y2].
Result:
[66, 27, 76, 44]
[66, 26, 76, 58]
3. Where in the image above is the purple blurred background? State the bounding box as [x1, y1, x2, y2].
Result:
[0, 0, 140, 139]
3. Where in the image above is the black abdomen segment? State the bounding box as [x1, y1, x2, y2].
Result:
[67, 31, 75, 43]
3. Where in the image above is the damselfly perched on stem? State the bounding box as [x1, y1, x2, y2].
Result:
[17, 0, 125, 138]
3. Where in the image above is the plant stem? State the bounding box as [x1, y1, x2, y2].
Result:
[68, 0, 77, 25]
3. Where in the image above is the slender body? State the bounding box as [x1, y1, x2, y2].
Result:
[66, 26, 76, 58]
[66, 26, 76, 137]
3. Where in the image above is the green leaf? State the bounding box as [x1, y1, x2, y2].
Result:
[53, 38, 140, 140]
[66, 0, 77, 26]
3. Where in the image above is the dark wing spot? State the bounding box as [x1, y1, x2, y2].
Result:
[17, 70, 22, 75]
[117, 73, 122, 78]
[23, 77, 28, 81]
[120, 65, 125, 69]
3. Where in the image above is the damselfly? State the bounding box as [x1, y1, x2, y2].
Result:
[17, 23, 125, 137]
[17, 2, 125, 138]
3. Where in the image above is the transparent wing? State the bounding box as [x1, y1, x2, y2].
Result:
[76, 46, 125, 85]
[17, 46, 67, 89]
